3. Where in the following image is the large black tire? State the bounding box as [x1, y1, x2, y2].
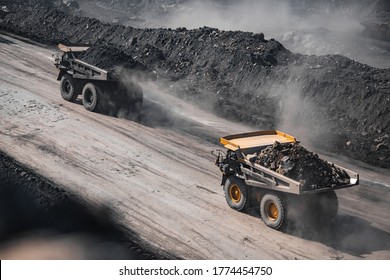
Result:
[260, 193, 285, 230]
[82, 83, 101, 112]
[223, 176, 248, 212]
[132, 82, 143, 106]
[60, 74, 78, 102]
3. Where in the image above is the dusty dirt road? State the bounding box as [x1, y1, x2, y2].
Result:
[0, 34, 389, 259]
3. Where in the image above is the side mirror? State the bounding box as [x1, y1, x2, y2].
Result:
[235, 146, 245, 163]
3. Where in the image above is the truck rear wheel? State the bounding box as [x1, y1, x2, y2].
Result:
[132, 83, 143, 109]
[316, 190, 338, 222]
[123, 82, 143, 115]
[60, 74, 78, 102]
[260, 193, 285, 230]
[224, 176, 248, 212]
[82, 83, 100, 112]
[131, 85, 143, 116]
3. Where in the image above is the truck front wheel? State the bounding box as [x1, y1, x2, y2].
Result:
[82, 83, 100, 112]
[260, 193, 285, 230]
[224, 176, 248, 212]
[60, 74, 78, 102]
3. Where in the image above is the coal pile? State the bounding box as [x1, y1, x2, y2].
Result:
[1, 7, 389, 168]
[251, 142, 351, 190]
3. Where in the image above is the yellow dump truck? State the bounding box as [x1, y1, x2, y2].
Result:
[54, 44, 145, 114]
[214, 130, 359, 230]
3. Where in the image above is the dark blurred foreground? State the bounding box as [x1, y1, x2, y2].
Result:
[0, 151, 169, 260]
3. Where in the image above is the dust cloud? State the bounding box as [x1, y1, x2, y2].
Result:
[265, 76, 338, 150]
[283, 198, 390, 258]
[114, 72, 201, 133]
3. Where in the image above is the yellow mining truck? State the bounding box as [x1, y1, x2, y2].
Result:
[213, 130, 359, 230]
[54, 44, 146, 114]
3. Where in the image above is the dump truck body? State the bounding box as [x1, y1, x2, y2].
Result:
[54, 44, 144, 114]
[219, 130, 358, 194]
[55, 44, 110, 81]
[214, 130, 359, 229]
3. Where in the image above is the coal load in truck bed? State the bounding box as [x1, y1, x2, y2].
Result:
[250, 142, 350, 190]
[77, 44, 150, 78]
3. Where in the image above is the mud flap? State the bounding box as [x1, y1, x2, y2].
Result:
[221, 174, 228, 186]
[57, 70, 68, 81]
[57, 72, 62, 81]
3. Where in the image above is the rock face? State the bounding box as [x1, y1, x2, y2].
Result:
[249, 142, 351, 191]
[1, 7, 389, 168]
